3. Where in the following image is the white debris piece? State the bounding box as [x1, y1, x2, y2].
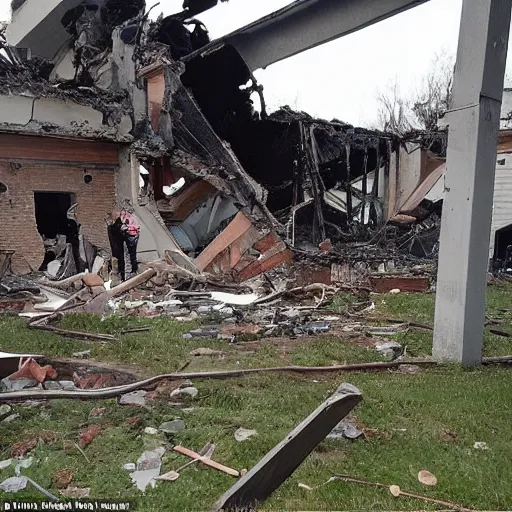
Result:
[163, 177, 186, 197]
[210, 292, 259, 305]
[130, 447, 166, 492]
[234, 428, 258, 442]
[0, 476, 28, 493]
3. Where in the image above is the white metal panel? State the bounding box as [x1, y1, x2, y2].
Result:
[489, 153, 512, 257]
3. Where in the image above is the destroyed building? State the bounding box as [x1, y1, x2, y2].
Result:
[0, 0, 465, 288]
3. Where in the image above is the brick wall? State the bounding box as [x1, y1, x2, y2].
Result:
[0, 161, 116, 274]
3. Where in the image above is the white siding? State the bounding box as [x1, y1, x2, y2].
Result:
[490, 153, 512, 258]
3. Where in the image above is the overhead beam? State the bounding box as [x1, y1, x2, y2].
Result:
[185, 0, 430, 71]
[433, 0, 512, 365]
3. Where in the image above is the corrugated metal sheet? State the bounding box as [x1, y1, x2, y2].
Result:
[490, 154, 512, 257]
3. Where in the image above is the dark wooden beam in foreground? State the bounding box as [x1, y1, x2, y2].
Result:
[210, 383, 363, 512]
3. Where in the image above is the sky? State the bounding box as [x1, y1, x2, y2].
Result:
[1, 0, 510, 126]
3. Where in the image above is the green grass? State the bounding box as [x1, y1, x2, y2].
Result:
[1, 286, 512, 510]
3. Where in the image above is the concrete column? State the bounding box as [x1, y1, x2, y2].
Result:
[433, 0, 512, 365]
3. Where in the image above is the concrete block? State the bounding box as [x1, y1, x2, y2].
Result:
[0, 95, 34, 126]
[33, 98, 104, 131]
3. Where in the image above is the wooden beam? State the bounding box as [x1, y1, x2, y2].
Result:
[210, 384, 363, 512]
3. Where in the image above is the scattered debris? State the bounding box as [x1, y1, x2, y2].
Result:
[375, 341, 404, 359]
[123, 463, 136, 472]
[0, 476, 28, 493]
[473, 442, 489, 450]
[397, 364, 421, 374]
[60, 487, 91, 499]
[190, 348, 225, 357]
[211, 383, 362, 511]
[327, 416, 363, 440]
[0, 404, 12, 418]
[130, 447, 166, 492]
[2, 413, 20, 423]
[78, 425, 102, 449]
[170, 386, 199, 399]
[418, 469, 438, 486]
[52, 469, 74, 489]
[159, 420, 186, 435]
[0, 459, 13, 470]
[234, 428, 258, 442]
[144, 427, 159, 435]
[72, 350, 92, 359]
[332, 474, 473, 512]
[120, 390, 148, 406]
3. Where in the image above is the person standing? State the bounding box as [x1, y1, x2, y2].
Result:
[107, 209, 126, 280]
[120, 209, 140, 278]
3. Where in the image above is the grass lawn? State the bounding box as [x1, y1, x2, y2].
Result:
[1, 286, 512, 511]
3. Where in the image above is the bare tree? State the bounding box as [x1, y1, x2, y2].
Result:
[376, 53, 454, 134]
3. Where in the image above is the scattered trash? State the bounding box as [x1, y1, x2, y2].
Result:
[0, 476, 28, 493]
[389, 289, 401, 294]
[52, 469, 74, 489]
[120, 390, 147, 406]
[60, 487, 91, 499]
[159, 420, 186, 435]
[130, 447, 166, 492]
[123, 463, 136, 472]
[0, 404, 12, 418]
[89, 407, 106, 418]
[15, 457, 33, 473]
[234, 428, 258, 442]
[0, 459, 13, 470]
[375, 341, 404, 359]
[473, 441, 489, 450]
[189, 348, 224, 357]
[418, 470, 437, 486]
[79, 425, 102, 449]
[389, 484, 401, 497]
[72, 350, 91, 359]
[144, 427, 159, 435]
[331, 474, 472, 511]
[397, 364, 421, 374]
[2, 378, 38, 392]
[327, 417, 364, 440]
[300, 321, 331, 335]
[170, 387, 199, 399]
[2, 414, 20, 423]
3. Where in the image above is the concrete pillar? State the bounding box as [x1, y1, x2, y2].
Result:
[433, 0, 512, 365]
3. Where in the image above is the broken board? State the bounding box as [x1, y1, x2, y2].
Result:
[210, 383, 362, 512]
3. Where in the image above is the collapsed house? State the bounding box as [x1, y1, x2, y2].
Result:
[0, 0, 456, 289]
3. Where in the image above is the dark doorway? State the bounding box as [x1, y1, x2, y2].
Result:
[34, 192, 74, 238]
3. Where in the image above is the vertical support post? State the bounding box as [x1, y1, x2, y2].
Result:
[433, 0, 512, 365]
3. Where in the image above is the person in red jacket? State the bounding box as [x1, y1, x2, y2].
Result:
[120, 209, 140, 278]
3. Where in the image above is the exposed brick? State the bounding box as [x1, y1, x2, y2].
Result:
[0, 139, 116, 274]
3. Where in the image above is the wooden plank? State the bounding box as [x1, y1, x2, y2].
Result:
[195, 212, 253, 271]
[173, 446, 240, 477]
[210, 383, 362, 512]
[0, 134, 119, 166]
[236, 246, 294, 282]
